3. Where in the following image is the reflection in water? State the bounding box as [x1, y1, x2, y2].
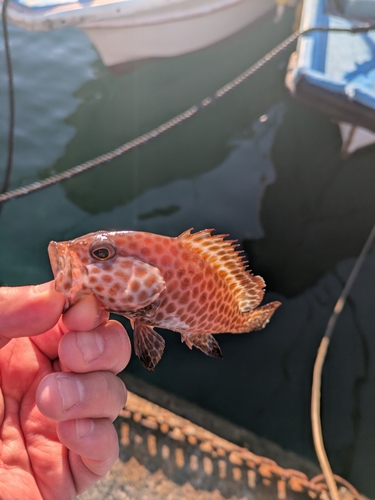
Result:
[40, 13, 290, 215]
[138, 205, 180, 220]
[0, 25, 97, 187]
[88, 102, 285, 241]
[245, 102, 375, 297]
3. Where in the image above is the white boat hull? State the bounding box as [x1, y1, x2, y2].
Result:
[80, 0, 274, 68]
[5, 0, 274, 69]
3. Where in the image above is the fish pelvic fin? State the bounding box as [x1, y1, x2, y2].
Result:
[181, 332, 222, 358]
[241, 301, 281, 332]
[178, 228, 265, 312]
[133, 322, 165, 371]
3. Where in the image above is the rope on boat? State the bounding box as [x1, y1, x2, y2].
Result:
[1, 21, 373, 205]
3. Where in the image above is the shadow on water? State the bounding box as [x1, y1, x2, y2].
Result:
[244, 100, 375, 297]
[88, 101, 285, 241]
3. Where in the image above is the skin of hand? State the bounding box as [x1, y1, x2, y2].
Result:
[0, 281, 131, 500]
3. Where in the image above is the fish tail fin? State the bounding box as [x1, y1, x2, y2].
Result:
[241, 301, 281, 332]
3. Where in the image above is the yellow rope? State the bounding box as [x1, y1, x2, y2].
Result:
[311, 223, 375, 499]
[311, 336, 340, 500]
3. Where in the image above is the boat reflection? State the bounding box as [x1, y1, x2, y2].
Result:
[66, 102, 285, 241]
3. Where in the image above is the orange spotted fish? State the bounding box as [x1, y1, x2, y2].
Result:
[48, 229, 281, 370]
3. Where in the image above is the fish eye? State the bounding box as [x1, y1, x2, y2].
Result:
[90, 241, 116, 261]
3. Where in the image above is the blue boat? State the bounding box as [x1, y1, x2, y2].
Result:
[285, 0, 375, 155]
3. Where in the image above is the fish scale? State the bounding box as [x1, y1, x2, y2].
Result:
[48, 228, 281, 370]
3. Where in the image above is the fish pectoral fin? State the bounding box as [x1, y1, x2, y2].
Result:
[133, 322, 165, 371]
[181, 333, 222, 359]
[118, 258, 166, 310]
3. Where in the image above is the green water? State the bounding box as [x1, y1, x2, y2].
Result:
[2, 9, 375, 496]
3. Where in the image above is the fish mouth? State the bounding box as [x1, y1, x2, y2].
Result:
[48, 241, 60, 279]
[47, 240, 72, 294]
[48, 240, 88, 305]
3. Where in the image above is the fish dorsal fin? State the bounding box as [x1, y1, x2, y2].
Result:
[178, 228, 265, 312]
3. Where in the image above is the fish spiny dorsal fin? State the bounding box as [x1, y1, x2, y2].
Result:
[178, 228, 265, 312]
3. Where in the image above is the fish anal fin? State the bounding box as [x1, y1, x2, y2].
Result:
[182, 333, 222, 358]
[243, 301, 281, 331]
[133, 322, 165, 371]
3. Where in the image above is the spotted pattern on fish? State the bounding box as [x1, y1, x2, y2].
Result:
[48, 229, 281, 370]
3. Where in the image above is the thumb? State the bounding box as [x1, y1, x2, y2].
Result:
[0, 281, 65, 348]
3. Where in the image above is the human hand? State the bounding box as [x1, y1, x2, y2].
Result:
[0, 282, 131, 500]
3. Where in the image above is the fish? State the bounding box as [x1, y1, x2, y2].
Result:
[48, 229, 281, 370]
